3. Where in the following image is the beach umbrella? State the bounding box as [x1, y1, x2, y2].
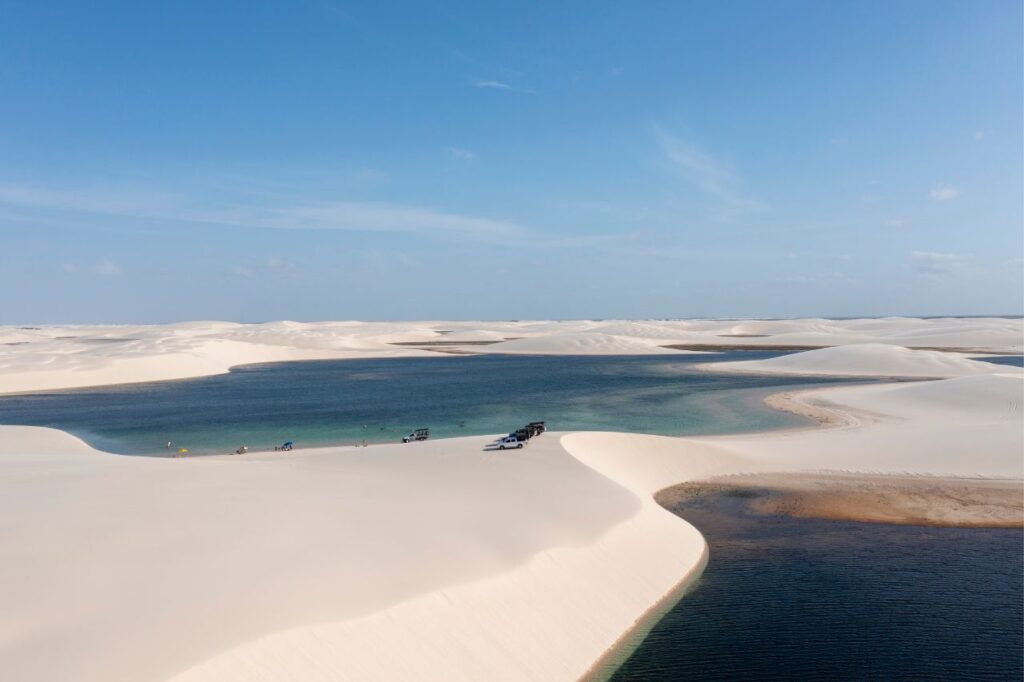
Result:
[283, 441, 294, 447]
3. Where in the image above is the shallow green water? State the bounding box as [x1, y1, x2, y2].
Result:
[0, 352, 864, 454]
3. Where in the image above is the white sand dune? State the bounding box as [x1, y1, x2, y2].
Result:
[475, 332, 687, 355]
[709, 343, 1022, 378]
[2, 318, 1020, 394]
[0, 325, 436, 395]
[704, 373, 1024, 478]
[1, 365, 1020, 680]
[434, 329, 509, 342]
[0, 428, 712, 682]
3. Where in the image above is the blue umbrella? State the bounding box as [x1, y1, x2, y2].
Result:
[283, 441, 294, 447]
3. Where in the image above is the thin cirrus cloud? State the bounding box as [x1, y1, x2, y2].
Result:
[652, 125, 766, 216]
[473, 79, 535, 94]
[59, 260, 122, 276]
[447, 147, 475, 161]
[474, 79, 512, 90]
[910, 250, 971, 277]
[90, 259, 122, 276]
[0, 182, 634, 249]
[0, 183, 527, 243]
[929, 184, 960, 201]
[230, 257, 299, 280]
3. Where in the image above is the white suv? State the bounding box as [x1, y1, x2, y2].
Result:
[497, 436, 524, 450]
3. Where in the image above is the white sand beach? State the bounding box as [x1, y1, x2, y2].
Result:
[0, 318, 1021, 680]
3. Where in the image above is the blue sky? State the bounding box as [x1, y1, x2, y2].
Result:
[1, 0, 1021, 322]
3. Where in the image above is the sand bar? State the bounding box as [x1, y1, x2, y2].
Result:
[658, 473, 1023, 528]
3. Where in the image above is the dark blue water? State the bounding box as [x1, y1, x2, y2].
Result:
[977, 355, 1024, 368]
[610, 489, 1024, 681]
[0, 352, 867, 454]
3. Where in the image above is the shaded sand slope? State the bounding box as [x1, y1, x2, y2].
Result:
[708, 343, 1021, 378]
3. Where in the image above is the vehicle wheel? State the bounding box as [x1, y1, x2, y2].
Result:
[517, 443, 523, 449]
[499, 445, 505, 450]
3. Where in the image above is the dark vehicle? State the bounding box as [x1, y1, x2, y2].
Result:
[526, 421, 546, 437]
[402, 428, 429, 443]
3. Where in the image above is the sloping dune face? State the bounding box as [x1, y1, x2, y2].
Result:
[709, 343, 1022, 378]
[0, 430, 647, 682]
[706, 374, 1024, 478]
[832, 373, 1023, 419]
[0, 323, 439, 394]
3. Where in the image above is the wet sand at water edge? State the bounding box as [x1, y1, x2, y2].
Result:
[657, 473, 1024, 528]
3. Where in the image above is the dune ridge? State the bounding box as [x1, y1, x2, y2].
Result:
[706, 343, 1022, 378]
[2, 317, 1020, 394]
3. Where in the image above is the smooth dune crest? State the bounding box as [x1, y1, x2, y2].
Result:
[474, 332, 685, 355]
[707, 343, 1023, 378]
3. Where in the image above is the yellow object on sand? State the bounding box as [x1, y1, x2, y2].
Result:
[178, 448, 188, 453]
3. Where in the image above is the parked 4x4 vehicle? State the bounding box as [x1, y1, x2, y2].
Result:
[497, 435, 524, 450]
[402, 428, 429, 443]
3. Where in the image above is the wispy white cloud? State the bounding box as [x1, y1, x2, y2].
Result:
[358, 168, 389, 182]
[0, 183, 527, 243]
[447, 147, 475, 161]
[536, 231, 642, 249]
[0, 182, 637, 251]
[195, 202, 527, 241]
[653, 126, 766, 215]
[929, 184, 960, 201]
[59, 259, 121, 276]
[473, 79, 535, 94]
[911, 250, 971, 278]
[90, 259, 122, 276]
[773, 271, 857, 286]
[474, 80, 512, 90]
[231, 256, 299, 280]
